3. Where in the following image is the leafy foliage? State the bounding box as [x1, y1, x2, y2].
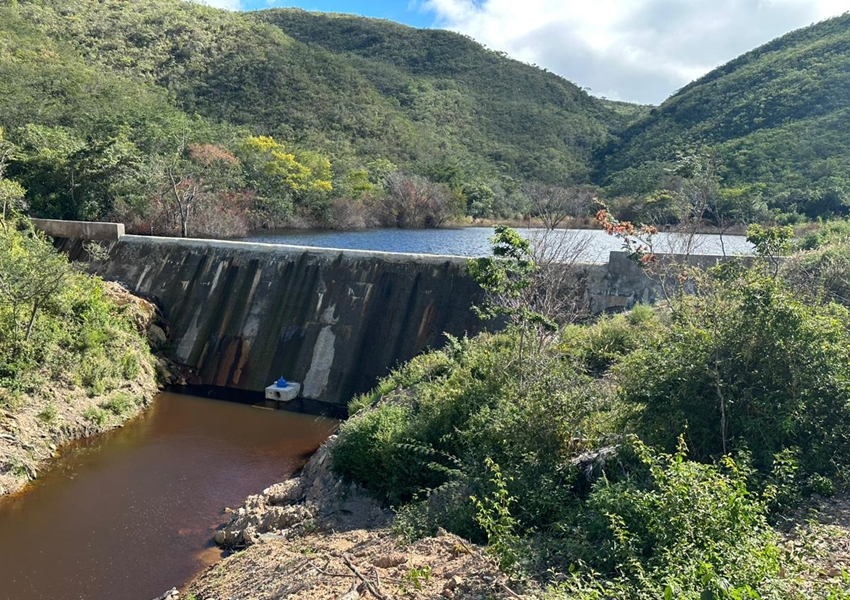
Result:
[619, 269, 850, 481]
[553, 441, 787, 600]
[333, 331, 615, 540]
[0, 0, 626, 231]
[0, 215, 152, 402]
[333, 237, 850, 596]
[597, 13, 850, 221]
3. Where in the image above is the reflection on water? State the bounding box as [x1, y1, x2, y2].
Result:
[0, 393, 337, 600]
[241, 227, 753, 263]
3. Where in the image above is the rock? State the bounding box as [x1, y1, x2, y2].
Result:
[147, 324, 168, 349]
[151, 588, 179, 600]
[445, 576, 463, 590]
[571, 445, 620, 483]
[373, 554, 407, 569]
[442, 589, 455, 599]
[155, 358, 176, 384]
[103, 282, 158, 334]
[264, 480, 304, 505]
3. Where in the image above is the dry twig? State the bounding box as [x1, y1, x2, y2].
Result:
[343, 553, 391, 600]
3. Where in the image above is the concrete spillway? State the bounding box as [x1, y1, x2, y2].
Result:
[59, 234, 486, 406]
[42, 220, 729, 407]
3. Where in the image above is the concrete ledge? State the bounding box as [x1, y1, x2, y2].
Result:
[119, 234, 475, 265]
[32, 219, 125, 241]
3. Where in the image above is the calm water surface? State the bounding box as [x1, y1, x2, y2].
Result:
[0, 392, 337, 600]
[242, 227, 752, 262]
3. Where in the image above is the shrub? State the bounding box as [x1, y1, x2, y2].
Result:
[561, 304, 662, 373]
[37, 403, 57, 424]
[0, 216, 153, 409]
[83, 406, 108, 427]
[782, 238, 850, 306]
[549, 440, 788, 599]
[619, 270, 850, 482]
[798, 219, 850, 250]
[101, 393, 136, 416]
[333, 331, 617, 540]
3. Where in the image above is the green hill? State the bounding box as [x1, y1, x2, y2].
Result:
[598, 13, 850, 218]
[253, 9, 616, 182]
[6, 0, 850, 229]
[0, 0, 621, 231]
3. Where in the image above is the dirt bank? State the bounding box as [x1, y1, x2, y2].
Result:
[184, 438, 525, 600]
[0, 283, 165, 497]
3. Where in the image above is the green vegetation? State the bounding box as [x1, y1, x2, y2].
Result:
[0, 207, 156, 494]
[0, 215, 153, 405]
[598, 13, 850, 224]
[332, 228, 850, 598]
[4, 1, 850, 231]
[0, 0, 621, 233]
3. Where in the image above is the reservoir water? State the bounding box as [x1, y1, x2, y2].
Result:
[242, 227, 753, 262]
[0, 392, 337, 600]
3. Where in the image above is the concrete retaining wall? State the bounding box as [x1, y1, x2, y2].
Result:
[33, 218, 125, 241]
[51, 226, 736, 406]
[58, 235, 486, 406]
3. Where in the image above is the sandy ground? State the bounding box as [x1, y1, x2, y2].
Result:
[185, 438, 526, 600]
[189, 528, 523, 600]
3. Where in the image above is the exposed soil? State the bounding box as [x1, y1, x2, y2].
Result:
[0, 282, 162, 497]
[185, 438, 526, 600]
[189, 527, 523, 600]
[783, 494, 850, 596]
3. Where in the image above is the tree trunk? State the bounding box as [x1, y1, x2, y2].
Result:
[25, 300, 40, 342]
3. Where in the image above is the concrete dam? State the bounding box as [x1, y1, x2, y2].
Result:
[38, 220, 710, 407]
[57, 233, 485, 407]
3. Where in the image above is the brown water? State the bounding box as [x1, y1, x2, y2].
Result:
[0, 392, 338, 600]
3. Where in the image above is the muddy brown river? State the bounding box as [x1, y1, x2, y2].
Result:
[0, 392, 338, 600]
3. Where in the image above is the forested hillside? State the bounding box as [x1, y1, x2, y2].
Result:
[599, 13, 850, 221]
[4, 0, 850, 233]
[0, 0, 620, 234]
[254, 9, 617, 181]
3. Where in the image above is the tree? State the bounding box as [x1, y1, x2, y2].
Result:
[13, 124, 143, 222]
[709, 185, 768, 257]
[468, 226, 557, 383]
[526, 183, 596, 230]
[237, 136, 333, 226]
[0, 220, 70, 347]
[152, 139, 243, 237]
[463, 181, 496, 220]
[382, 173, 458, 228]
[669, 153, 720, 255]
[0, 129, 25, 228]
[746, 224, 793, 277]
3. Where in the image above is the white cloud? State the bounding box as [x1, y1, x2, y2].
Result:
[421, 0, 850, 104]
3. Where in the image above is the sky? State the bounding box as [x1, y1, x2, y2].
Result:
[202, 0, 850, 105]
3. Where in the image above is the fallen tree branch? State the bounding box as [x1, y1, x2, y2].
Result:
[499, 581, 522, 598]
[343, 553, 391, 600]
[308, 561, 350, 578]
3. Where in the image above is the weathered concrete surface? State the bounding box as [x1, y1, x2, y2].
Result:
[51, 227, 739, 407]
[58, 235, 486, 406]
[589, 251, 743, 313]
[33, 218, 125, 241]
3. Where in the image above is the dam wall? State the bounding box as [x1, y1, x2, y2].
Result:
[41, 221, 737, 407]
[58, 235, 487, 406]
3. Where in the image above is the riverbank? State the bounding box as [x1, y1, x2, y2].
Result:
[184, 437, 523, 600]
[180, 435, 850, 600]
[0, 282, 162, 497]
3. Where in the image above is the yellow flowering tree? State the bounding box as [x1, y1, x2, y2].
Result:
[238, 136, 333, 225]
